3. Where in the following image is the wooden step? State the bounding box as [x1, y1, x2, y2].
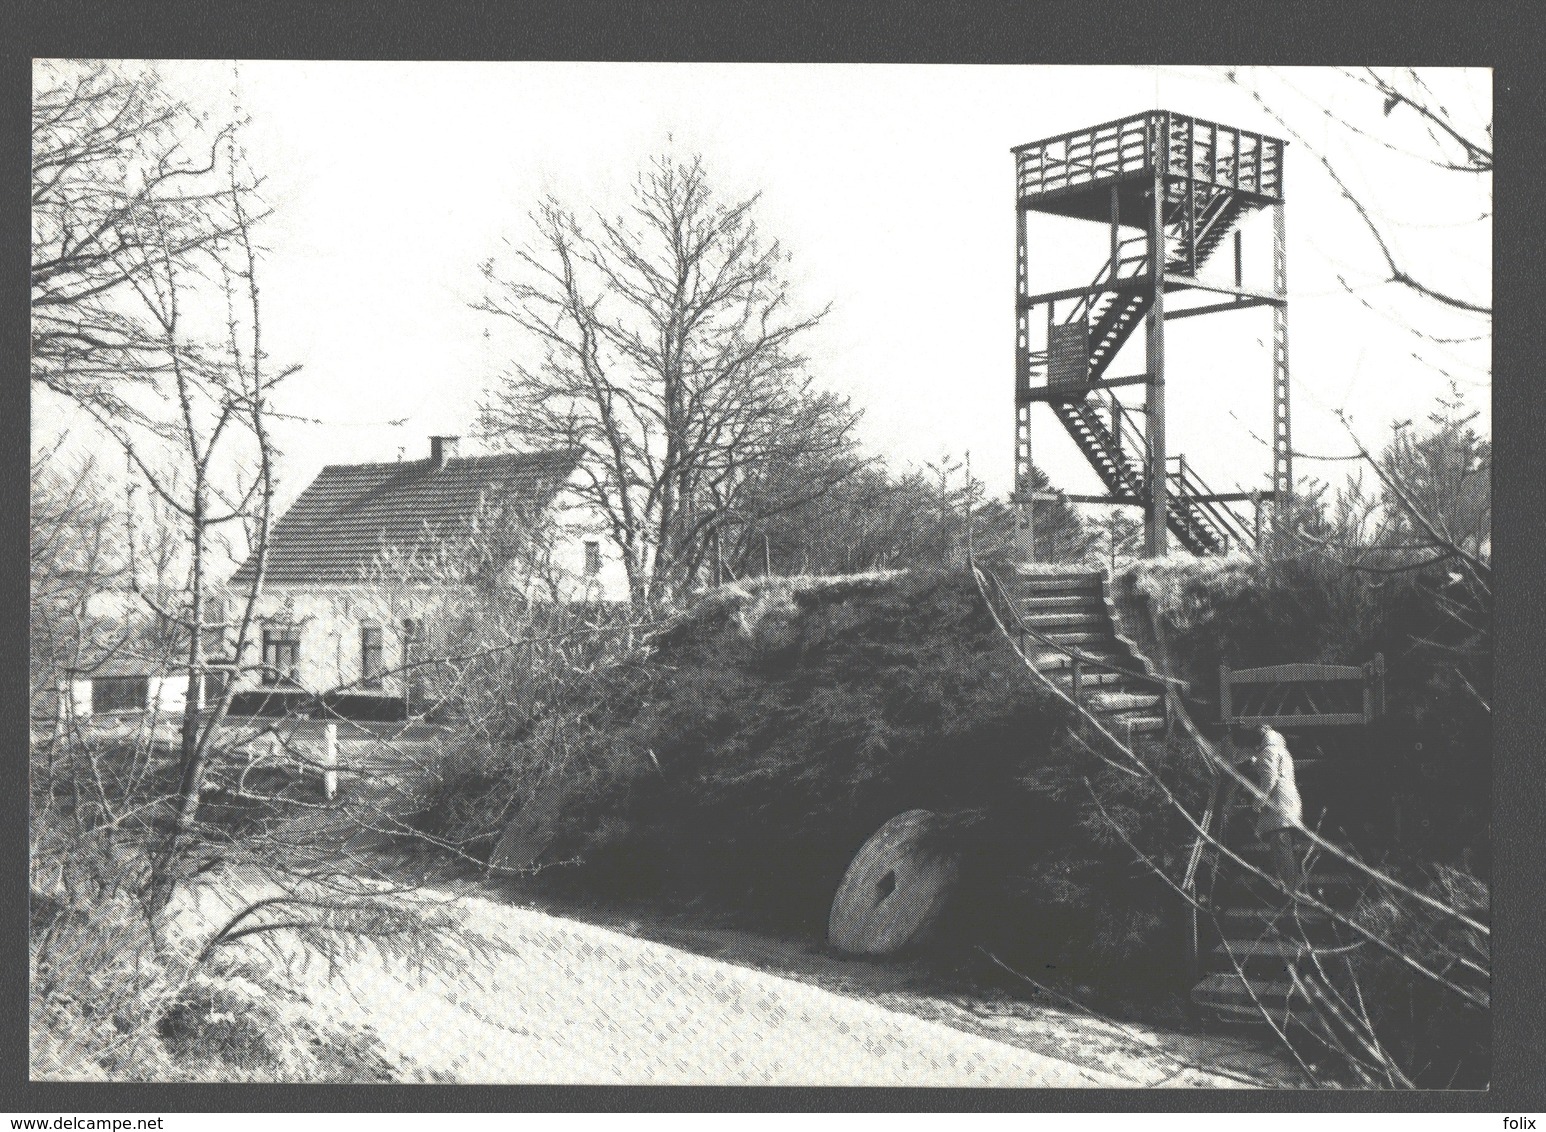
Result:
[1083, 690, 1162, 713]
[1035, 651, 1127, 672]
[1016, 594, 1103, 614]
[1012, 574, 1104, 595]
[1206, 1001, 1316, 1027]
[1217, 906, 1332, 932]
[1043, 630, 1116, 648]
[1103, 714, 1165, 736]
[1191, 972, 1303, 1013]
[1218, 862, 1362, 890]
[1021, 611, 1107, 630]
[1210, 938, 1316, 964]
[1050, 679, 1148, 700]
[1012, 568, 1102, 582]
[1219, 843, 1282, 868]
[1219, 900, 1339, 933]
[1221, 875, 1362, 914]
[1046, 669, 1132, 689]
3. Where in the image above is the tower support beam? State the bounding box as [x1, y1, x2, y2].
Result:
[1014, 202, 1035, 560]
[1144, 160, 1168, 557]
[1271, 198, 1293, 547]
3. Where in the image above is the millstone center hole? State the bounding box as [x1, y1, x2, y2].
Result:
[875, 869, 897, 901]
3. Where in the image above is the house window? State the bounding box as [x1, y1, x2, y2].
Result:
[360, 624, 384, 689]
[584, 540, 601, 578]
[261, 627, 301, 686]
[92, 676, 149, 714]
[203, 595, 228, 648]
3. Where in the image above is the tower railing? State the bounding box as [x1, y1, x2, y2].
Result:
[1166, 456, 1256, 552]
[1166, 119, 1283, 198]
[1064, 235, 1149, 329]
[1100, 391, 1149, 478]
[1016, 111, 1284, 203]
[1015, 113, 1156, 198]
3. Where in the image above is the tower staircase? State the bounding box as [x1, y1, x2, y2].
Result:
[1048, 391, 1253, 556]
[1041, 169, 1256, 556]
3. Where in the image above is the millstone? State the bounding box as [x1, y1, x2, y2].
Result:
[827, 809, 959, 956]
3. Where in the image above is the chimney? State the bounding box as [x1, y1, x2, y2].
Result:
[429, 435, 460, 467]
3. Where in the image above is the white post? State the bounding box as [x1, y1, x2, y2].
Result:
[322, 721, 338, 801]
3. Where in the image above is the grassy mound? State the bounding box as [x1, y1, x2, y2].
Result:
[531, 571, 1061, 922]
[433, 569, 1210, 996]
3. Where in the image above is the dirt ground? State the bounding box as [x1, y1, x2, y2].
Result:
[175, 717, 1304, 1087]
[226, 864, 1299, 1088]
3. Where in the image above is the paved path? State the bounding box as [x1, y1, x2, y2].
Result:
[295, 892, 1251, 1087]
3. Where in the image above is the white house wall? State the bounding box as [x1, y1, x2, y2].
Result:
[152, 674, 190, 715]
[69, 679, 93, 718]
[241, 585, 425, 695]
[538, 470, 632, 603]
[67, 673, 191, 719]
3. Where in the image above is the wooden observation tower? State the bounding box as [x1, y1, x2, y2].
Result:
[1013, 112, 1292, 558]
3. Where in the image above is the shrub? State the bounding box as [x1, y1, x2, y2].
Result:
[943, 727, 1209, 1002]
[30, 791, 433, 1082]
[1345, 866, 1490, 1088]
[30, 873, 411, 1082]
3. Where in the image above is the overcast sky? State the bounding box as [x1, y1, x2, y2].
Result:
[35, 63, 1491, 516]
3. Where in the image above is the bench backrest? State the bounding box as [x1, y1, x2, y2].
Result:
[1219, 654, 1385, 729]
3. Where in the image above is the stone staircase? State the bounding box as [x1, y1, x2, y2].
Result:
[990, 563, 1371, 1037]
[1190, 792, 1364, 1027]
[985, 562, 1376, 1045]
[1010, 568, 1170, 739]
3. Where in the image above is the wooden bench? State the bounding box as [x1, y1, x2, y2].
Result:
[1219, 655, 1385, 730]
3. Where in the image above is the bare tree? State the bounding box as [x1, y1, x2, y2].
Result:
[140, 158, 297, 918]
[476, 154, 864, 604]
[1371, 390, 1491, 567]
[1216, 68, 1491, 710]
[31, 60, 309, 931]
[29, 449, 128, 712]
[31, 61, 256, 421]
[1226, 67, 1490, 320]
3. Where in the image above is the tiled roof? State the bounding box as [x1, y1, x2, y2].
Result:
[230, 449, 580, 586]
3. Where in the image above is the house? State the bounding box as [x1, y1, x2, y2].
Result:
[222, 436, 628, 702]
